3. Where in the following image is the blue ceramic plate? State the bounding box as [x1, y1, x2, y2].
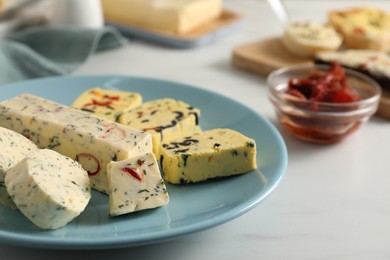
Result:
[0, 76, 287, 249]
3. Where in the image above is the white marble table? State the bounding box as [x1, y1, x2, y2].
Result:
[1, 0, 390, 259]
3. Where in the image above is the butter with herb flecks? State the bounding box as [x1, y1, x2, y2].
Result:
[107, 152, 169, 216]
[0, 93, 152, 194]
[0, 126, 38, 209]
[71, 88, 142, 122]
[5, 149, 91, 229]
[160, 128, 257, 184]
[118, 98, 201, 158]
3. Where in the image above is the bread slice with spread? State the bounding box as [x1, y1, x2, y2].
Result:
[315, 49, 390, 89]
[282, 21, 342, 58]
[328, 7, 390, 51]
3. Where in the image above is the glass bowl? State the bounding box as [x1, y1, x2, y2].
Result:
[267, 64, 382, 144]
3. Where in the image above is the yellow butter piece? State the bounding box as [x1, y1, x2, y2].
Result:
[119, 98, 201, 158]
[160, 128, 257, 184]
[71, 88, 142, 122]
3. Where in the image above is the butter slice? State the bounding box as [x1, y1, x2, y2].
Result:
[107, 153, 169, 216]
[160, 128, 257, 184]
[101, 0, 223, 34]
[5, 149, 91, 229]
[0, 126, 38, 209]
[118, 98, 201, 158]
[282, 21, 342, 58]
[0, 93, 152, 194]
[71, 88, 142, 122]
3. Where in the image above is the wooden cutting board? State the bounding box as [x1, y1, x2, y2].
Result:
[232, 37, 390, 120]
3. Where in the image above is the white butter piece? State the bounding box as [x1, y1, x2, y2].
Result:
[0, 126, 38, 208]
[5, 149, 91, 229]
[0, 93, 152, 194]
[107, 153, 169, 216]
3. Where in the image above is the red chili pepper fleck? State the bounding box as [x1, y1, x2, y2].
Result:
[92, 99, 112, 107]
[136, 111, 144, 118]
[122, 167, 142, 182]
[353, 27, 365, 35]
[75, 153, 100, 176]
[104, 95, 120, 100]
[99, 126, 126, 141]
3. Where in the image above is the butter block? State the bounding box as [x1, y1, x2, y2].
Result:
[0, 126, 38, 208]
[71, 88, 142, 122]
[101, 0, 223, 34]
[160, 128, 257, 184]
[107, 153, 169, 216]
[5, 149, 91, 229]
[0, 93, 152, 194]
[118, 98, 201, 158]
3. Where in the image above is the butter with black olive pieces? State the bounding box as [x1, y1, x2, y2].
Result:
[118, 98, 201, 158]
[160, 128, 257, 184]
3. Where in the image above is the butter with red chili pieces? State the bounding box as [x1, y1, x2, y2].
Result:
[107, 153, 169, 216]
[160, 128, 257, 184]
[0, 93, 153, 194]
[5, 149, 91, 229]
[0, 126, 38, 209]
[118, 98, 201, 158]
[71, 88, 142, 122]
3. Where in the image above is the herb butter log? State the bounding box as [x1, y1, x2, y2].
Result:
[0, 126, 38, 208]
[0, 93, 152, 194]
[160, 128, 257, 184]
[71, 88, 142, 122]
[5, 149, 91, 229]
[107, 153, 169, 216]
[118, 98, 201, 158]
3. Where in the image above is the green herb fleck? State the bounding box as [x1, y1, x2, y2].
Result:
[48, 136, 61, 149]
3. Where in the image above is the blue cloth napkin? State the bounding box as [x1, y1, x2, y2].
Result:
[0, 25, 126, 85]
